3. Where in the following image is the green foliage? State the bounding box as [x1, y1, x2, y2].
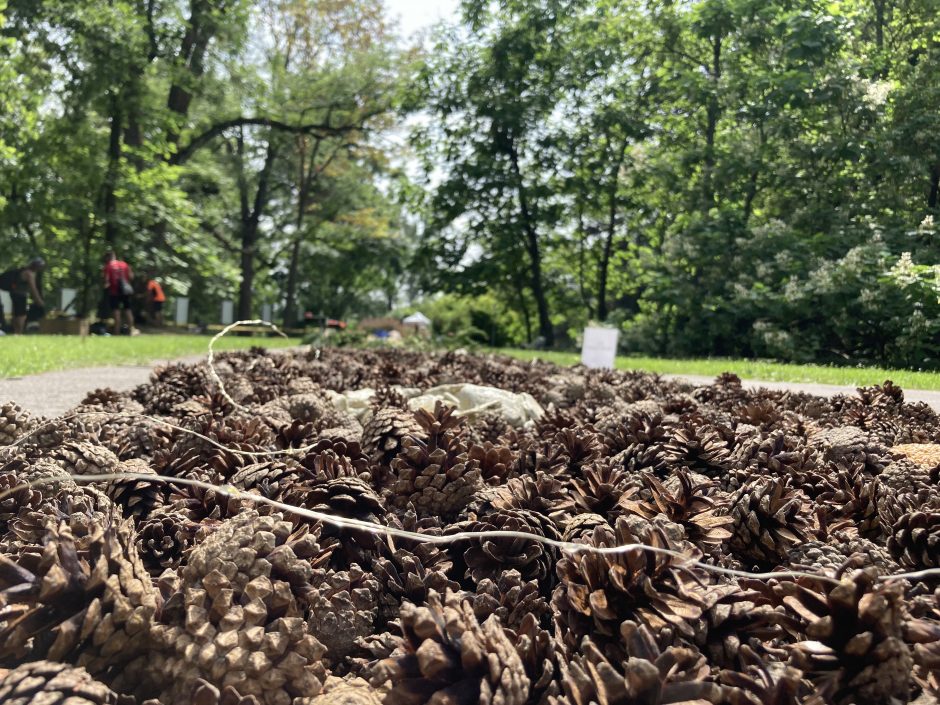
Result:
[407, 0, 940, 369]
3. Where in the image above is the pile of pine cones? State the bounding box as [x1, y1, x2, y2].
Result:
[0, 347, 938, 705]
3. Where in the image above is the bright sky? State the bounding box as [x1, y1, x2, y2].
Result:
[385, 0, 460, 39]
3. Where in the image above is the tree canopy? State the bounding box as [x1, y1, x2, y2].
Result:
[1, 0, 938, 368]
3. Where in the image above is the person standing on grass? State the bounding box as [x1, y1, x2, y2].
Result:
[0, 258, 46, 334]
[103, 250, 135, 336]
[146, 270, 166, 326]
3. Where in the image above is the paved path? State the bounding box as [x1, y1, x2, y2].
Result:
[2, 362, 939, 418]
[0, 355, 205, 418]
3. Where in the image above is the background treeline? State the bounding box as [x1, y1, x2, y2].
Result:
[408, 0, 940, 368]
[0, 0, 413, 325]
[2, 0, 940, 368]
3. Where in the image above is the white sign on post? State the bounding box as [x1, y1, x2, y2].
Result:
[60, 288, 77, 313]
[0, 291, 11, 317]
[581, 326, 620, 369]
[175, 297, 189, 325]
[261, 303, 273, 323]
[221, 300, 234, 325]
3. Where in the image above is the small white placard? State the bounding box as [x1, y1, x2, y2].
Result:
[0, 291, 11, 316]
[60, 287, 77, 313]
[221, 300, 234, 325]
[261, 303, 272, 322]
[175, 297, 189, 325]
[581, 326, 619, 369]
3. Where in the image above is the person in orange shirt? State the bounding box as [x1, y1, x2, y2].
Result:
[146, 271, 166, 326]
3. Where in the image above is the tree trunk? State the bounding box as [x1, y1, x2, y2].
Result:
[702, 34, 722, 213]
[166, 0, 214, 148]
[283, 236, 302, 326]
[506, 138, 553, 346]
[512, 272, 533, 344]
[928, 164, 940, 210]
[597, 141, 627, 322]
[102, 92, 122, 245]
[236, 135, 278, 320]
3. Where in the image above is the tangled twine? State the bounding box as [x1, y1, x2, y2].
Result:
[1, 320, 938, 587]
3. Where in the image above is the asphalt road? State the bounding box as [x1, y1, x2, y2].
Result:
[0, 354, 206, 417]
[1, 362, 939, 418]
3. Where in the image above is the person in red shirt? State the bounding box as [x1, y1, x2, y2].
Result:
[102, 250, 135, 335]
[146, 270, 166, 326]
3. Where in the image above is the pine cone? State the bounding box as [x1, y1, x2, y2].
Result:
[468, 442, 514, 485]
[361, 407, 422, 468]
[470, 569, 550, 630]
[785, 569, 913, 705]
[49, 441, 120, 477]
[299, 437, 371, 482]
[663, 422, 732, 478]
[133, 511, 329, 704]
[103, 459, 166, 518]
[0, 470, 43, 531]
[553, 515, 721, 656]
[561, 512, 609, 542]
[451, 508, 560, 587]
[619, 470, 732, 550]
[386, 403, 482, 519]
[0, 660, 135, 705]
[0, 402, 36, 446]
[373, 545, 458, 628]
[810, 426, 888, 475]
[306, 563, 380, 666]
[885, 507, 940, 570]
[719, 644, 806, 705]
[371, 589, 530, 705]
[557, 621, 722, 705]
[878, 457, 932, 495]
[136, 507, 200, 573]
[729, 479, 810, 566]
[596, 409, 667, 456]
[0, 515, 159, 677]
[817, 466, 889, 540]
[564, 462, 638, 520]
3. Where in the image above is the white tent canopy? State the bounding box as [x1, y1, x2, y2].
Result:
[402, 312, 432, 327]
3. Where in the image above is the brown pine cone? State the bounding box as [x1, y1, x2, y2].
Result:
[361, 407, 423, 468]
[619, 469, 732, 550]
[885, 507, 940, 570]
[0, 402, 36, 446]
[557, 621, 721, 705]
[371, 589, 530, 705]
[728, 478, 810, 566]
[0, 660, 135, 705]
[663, 422, 732, 478]
[129, 511, 329, 704]
[784, 569, 913, 705]
[553, 515, 722, 656]
[373, 545, 458, 628]
[450, 507, 559, 587]
[103, 458, 166, 518]
[306, 563, 380, 666]
[0, 515, 159, 677]
[470, 569, 550, 630]
[386, 403, 482, 519]
[136, 507, 200, 573]
[48, 440, 120, 476]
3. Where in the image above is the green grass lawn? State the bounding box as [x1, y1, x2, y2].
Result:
[496, 348, 940, 391]
[0, 335, 301, 378]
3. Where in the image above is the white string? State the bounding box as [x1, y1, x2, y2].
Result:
[206, 319, 289, 413]
[3, 420, 939, 586]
